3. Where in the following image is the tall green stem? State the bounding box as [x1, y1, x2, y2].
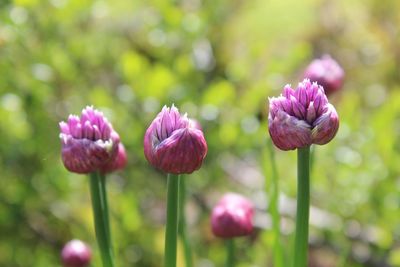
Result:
[266, 140, 284, 267]
[89, 172, 114, 267]
[225, 239, 235, 267]
[178, 177, 193, 267]
[164, 174, 180, 267]
[293, 147, 311, 267]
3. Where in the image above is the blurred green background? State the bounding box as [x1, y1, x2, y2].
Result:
[1, 0, 400, 266]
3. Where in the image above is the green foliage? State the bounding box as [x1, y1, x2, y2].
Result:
[1, 0, 400, 266]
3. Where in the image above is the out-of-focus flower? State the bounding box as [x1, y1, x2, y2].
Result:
[211, 193, 254, 239]
[60, 106, 124, 174]
[268, 79, 339, 151]
[303, 55, 344, 96]
[61, 239, 91, 267]
[144, 105, 207, 174]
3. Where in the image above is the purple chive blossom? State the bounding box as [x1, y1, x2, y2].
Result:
[60, 106, 124, 174]
[268, 79, 339, 151]
[211, 193, 254, 239]
[144, 105, 208, 174]
[61, 239, 91, 267]
[303, 55, 344, 96]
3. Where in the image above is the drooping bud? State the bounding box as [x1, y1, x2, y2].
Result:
[61, 239, 91, 267]
[60, 106, 125, 174]
[211, 193, 254, 239]
[268, 79, 339, 150]
[303, 55, 344, 96]
[144, 105, 207, 174]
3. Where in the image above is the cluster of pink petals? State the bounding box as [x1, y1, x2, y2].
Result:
[144, 105, 207, 174]
[268, 79, 339, 151]
[303, 55, 344, 96]
[60, 106, 126, 174]
[61, 239, 91, 267]
[211, 193, 254, 239]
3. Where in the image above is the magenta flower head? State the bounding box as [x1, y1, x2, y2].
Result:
[268, 79, 339, 151]
[59, 106, 125, 174]
[144, 105, 207, 174]
[61, 239, 91, 267]
[211, 193, 254, 239]
[303, 55, 344, 96]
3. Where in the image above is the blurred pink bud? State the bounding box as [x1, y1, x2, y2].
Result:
[268, 79, 339, 150]
[60, 106, 124, 174]
[303, 55, 344, 96]
[144, 105, 207, 174]
[211, 193, 254, 239]
[61, 239, 91, 267]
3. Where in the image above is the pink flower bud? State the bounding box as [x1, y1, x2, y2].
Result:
[303, 55, 344, 96]
[60, 106, 124, 174]
[268, 79, 339, 150]
[144, 105, 207, 174]
[61, 239, 91, 267]
[211, 193, 254, 239]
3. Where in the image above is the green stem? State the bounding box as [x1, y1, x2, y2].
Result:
[178, 177, 193, 267]
[225, 239, 235, 267]
[293, 147, 311, 267]
[89, 172, 114, 267]
[164, 174, 180, 267]
[267, 140, 284, 267]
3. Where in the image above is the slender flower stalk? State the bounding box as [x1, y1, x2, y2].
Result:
[144, 105, 207, 267]
[225, 239, 235, 267]
[90, 172, 114, 267]
[293, 147, 310, 267]
[266, 140, 284, 267]
[165, 174, 180, 267]
[59, 106, 126, 267]
[178, 178, 193, 267]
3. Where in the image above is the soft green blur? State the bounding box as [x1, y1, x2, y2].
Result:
[1, 0, 400, 266]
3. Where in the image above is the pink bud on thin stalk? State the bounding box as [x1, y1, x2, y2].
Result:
[59, 106, 126, 174]
[268, 79, 339, 151]
[61, 239, 91, 267]
[144, 105, 208, 174]
[303, 55, 344, 96]
[211, 193, 254, 239]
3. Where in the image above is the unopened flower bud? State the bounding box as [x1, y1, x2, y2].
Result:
[61, 240, 91, 267]
[60, 106, 124, 174]
[211, 193, 254, 239]
[268, 79, 339, 150]
[303, 55, 344, 96]
[144, 105, 208, 174]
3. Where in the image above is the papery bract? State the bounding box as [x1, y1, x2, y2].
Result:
[268, 79, 339, 150]
[60, 106, 124, 174]
[303, 55, 344, 96]
[61, 239, 91, 267]
[144, 105, 207, 174]
[211, 193, 254, 239]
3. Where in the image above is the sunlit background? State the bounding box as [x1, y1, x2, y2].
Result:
[1, 0, 400, 266]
